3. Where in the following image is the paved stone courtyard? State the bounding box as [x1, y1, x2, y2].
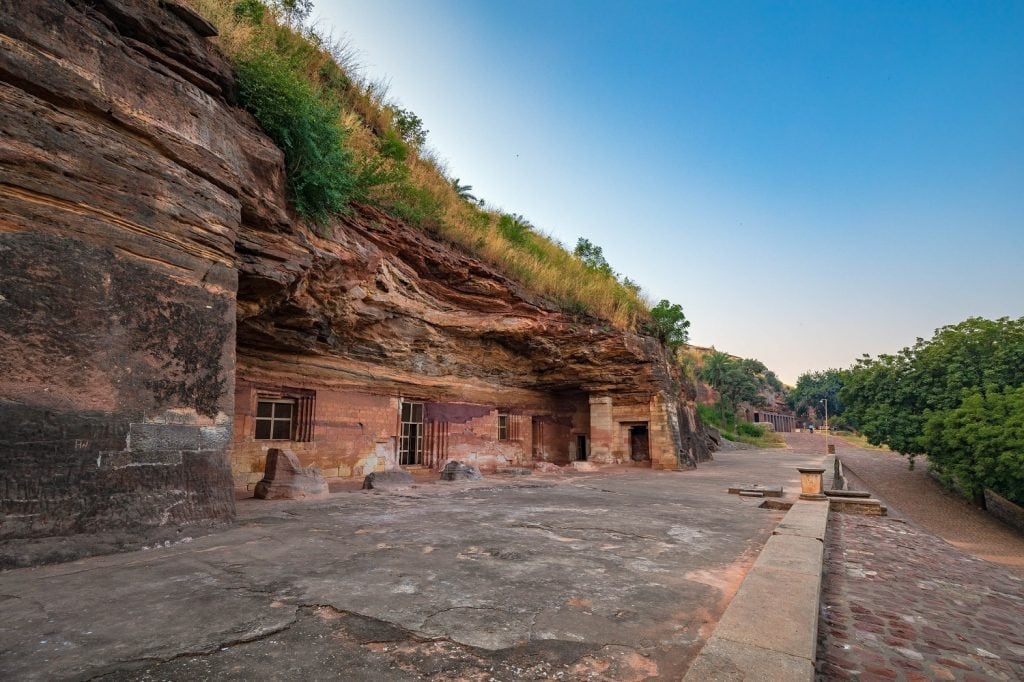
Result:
[795, 432, 1024, 681]
[818, 512, 1024, 681]
[0, 448, 825, 681]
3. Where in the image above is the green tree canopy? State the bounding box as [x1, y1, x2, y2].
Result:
[650, 300, 690, 349]
[573, 238, 614, 277]
[839, 316, 1024, 499]
[923, 386, 1024, 504]
[788, 369, 844, 420]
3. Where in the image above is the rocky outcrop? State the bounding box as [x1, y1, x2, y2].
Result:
[0, 0, 713, 561]
[253, 448, 328, 499]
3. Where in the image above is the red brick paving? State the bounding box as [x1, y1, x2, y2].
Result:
[817, 512, 1024, 681]
[780, 433, 1024, 681]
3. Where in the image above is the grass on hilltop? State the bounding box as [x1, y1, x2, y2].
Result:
[193, 0, 650, 330]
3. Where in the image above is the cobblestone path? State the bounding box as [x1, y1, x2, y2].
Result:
[817, 512, 1024, 681]
[783, 433, 1024, 680]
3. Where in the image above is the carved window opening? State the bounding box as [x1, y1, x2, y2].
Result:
[399, 401, 424, 466]
[255, 400, 294, 440]
[254, 389, 315, 442]
[498, 413, 522, 441]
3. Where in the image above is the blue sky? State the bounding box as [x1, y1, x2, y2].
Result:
[315, 0, 1024, 383]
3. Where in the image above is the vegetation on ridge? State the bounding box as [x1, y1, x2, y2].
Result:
[194, 0, 659, 331]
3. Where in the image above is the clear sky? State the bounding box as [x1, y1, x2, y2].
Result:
[314, 0, 1024, 384]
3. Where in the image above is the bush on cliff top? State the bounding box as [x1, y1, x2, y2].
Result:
[194, 0, 652, 331]
[234, 49, 357, 224]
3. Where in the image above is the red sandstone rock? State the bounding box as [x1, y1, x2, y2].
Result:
[254, 449, 328, 500]
[0, 0, 717, 563]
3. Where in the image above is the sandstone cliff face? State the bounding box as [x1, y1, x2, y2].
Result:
[0, 0, 711, 560]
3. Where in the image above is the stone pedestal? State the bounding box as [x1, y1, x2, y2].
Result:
[254, 448, 329, 500]
[797, 467, 827, 501]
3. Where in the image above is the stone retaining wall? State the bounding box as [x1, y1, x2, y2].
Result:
[984, 489, 1024, 534]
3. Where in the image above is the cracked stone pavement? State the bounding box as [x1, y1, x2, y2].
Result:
[0, 448, 826, 681]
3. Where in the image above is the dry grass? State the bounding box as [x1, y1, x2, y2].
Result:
[192, 0, 650, 330]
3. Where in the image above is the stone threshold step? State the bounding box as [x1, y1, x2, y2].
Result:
[728, 485, 784, 497]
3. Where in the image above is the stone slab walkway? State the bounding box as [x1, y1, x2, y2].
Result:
[786, 433, 1024, 681]
[0, 447, 825, 681]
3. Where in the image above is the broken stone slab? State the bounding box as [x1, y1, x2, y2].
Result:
[362, 471, 415, 490]
[738, 491, 765, 498]
[825, 489, 872, 498]
[728, 485, 784, 497]
[760, 499, 795, 511]
[439, 461, 483, 481]
[495, 467, 533, 476]
[570, 461, 598, 472]
[254, 448, 329, 500]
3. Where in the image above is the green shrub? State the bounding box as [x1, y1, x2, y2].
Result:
[234, 50, 357, 225]
[736, 421, 764, 437]
[377, 129, 409, 162]
[385, 181, 444, 230]
[923, 386, 1024, 504]
[232, 0, 265, 23]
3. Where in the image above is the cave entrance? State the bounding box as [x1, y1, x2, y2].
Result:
[399, 401, 424, 466]
[629, 424, 650, 462]
[576, 434, 588, 461]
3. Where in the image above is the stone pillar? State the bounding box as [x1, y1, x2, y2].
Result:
[588, 395, 614, 463]
[649, 395, 682, 470]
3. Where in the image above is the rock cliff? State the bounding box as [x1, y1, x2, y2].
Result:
[0, 0, 712, 563]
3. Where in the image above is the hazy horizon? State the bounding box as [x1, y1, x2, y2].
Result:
[313, 0, 1024, 384]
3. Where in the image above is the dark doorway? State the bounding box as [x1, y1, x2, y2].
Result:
[629, 425, 650, 462]
[576, 434, 588, 461]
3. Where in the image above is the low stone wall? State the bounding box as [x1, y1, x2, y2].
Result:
[683, 500, 830, 681]
[984, 489, 1024, 534]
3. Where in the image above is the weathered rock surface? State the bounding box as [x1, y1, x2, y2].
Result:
[254, 449, 328, 499]
[440, 461, 484, 481]
[0, 0, 714, 562]
[362, 471, 415, 490]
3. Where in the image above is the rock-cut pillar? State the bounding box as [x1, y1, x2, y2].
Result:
[588, 395, 614, 462]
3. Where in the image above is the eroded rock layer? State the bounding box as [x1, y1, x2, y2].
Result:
[0, 0, 712, 560]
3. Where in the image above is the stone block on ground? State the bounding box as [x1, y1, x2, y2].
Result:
[439, 461, 482, 481]
[827, 497, 886, 516]
[570, 461, 598, 471]
[533, 462, 563, 473]
[254, 449, 329, 500]
[728, 484, 784, 497]
[495, 467, 532, 476]
[362, 471, 415, 490]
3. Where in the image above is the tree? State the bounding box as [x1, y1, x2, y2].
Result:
[839, 316, 1024, 474]
[699, 351, 771, 424]
[271, 0, 313, 25]
[391, 107, 428, 147]
[923, 386, 1024, 505]
[573, 238, 614, 276]
[788, 369, 844, 422]
[650, 300, 690, 349]
[451, 178, 477, 203]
